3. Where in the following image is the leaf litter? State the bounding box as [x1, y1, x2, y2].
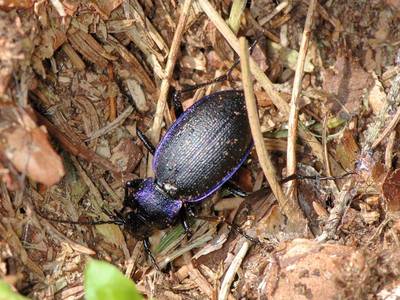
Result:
[1, 0, 400, 299]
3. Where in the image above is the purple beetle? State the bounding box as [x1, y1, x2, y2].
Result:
[121, 90, 252, 260]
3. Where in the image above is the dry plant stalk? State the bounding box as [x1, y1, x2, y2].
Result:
[150, 0, 194, 145]
[286, 0, 318, 199]
[239, 37, 306, 226]
[218, 239, 250, 300]
[198, 0, 343, 180]
[198, 0, 288, 114]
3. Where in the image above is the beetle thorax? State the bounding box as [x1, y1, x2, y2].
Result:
[133, 178, 182, 230]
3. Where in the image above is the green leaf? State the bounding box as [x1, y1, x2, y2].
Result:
[0, 280, 29, 300]
[84, 260, 143, 300]
[155, 223, 186, 254]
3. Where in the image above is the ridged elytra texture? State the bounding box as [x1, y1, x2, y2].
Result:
[153, 90, 252, 202]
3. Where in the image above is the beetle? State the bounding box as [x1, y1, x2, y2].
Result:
[36, 87, 255, 268]
[120, 89, 253, 262]
[37, 78, 347, 268]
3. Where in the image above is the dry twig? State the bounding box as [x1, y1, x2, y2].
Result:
[286, 0, 317, 203]
[218, 240, 250, 300]
[385, 131, 396, 169]
[85, 106, 134, 141]
[150, 0, 193, 145]
[198, 0, 343, 181]
[35, 111, 121, 178]
[316, 178, 356, 242]
[240, 37, 305, 224]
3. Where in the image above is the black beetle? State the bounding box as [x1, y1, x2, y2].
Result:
[37, 81, 346, 267]
[120, 89, 253, 260]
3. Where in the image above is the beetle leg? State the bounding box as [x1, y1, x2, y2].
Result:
[136, 128, 156, 155]
[180, 208, 193, 239]
[279, 172, 354, 184]
[143, 238, 160, 270]
[171, 91, 184, 118]
[172, 39, 260, 104]
[169, 56, 241, 119]
[224, 181, 248, 197]
[188, 212, 260, 245]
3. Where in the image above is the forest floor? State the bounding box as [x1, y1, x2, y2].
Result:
[1, 0, 400, 299]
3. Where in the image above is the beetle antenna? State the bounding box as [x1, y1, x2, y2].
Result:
[280, 171, 355, 184]
[35, 208, 125, 226]
[177, 38, 260, 96]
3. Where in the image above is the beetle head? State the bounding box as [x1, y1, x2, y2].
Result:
[123, 211, 155, 240]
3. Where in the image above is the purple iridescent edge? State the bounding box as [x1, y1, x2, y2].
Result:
[152, 90, 252, 203]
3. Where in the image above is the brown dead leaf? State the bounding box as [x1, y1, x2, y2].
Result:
[254, 89, 273, 107]
[368, 72, 387, 115]
[322, 55, 372, 119]
[386, 0, 400, 10]
[382, 169, 400, 212]
[232, 167, 253, 192]
[254, 87, 290, 107]
[356, 151, 387, 188]
[335, 129, 359, 170]
[0, 0, 33, 10]
[1, 126, 65, 186]
[0, 106, 64, 186]
[88, 0, 124, 20]
[251, 43, 269, 73]
[110, 138, 143, 173]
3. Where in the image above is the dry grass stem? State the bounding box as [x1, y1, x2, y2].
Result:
[150, 0, 193, 145]
[316, 178, 356, 242]
[198, 0, 342, 177]
[239, 37, 305, 225]
[286, 0, 317, 199]
[218, 240, 250, 300]
[372, 108, 400, 149]
[85, 106, 134, 141]
[385, 131, 396, 169]
[322, 114, 332, 177]
[258, 1, 289, 26]
[198, 0, 289, 115]
[227, 0, 247, 34]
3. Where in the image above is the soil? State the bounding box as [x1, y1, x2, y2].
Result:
[1, 0, 400, 299]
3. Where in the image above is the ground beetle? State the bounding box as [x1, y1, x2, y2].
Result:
[121, 89, 253, 263]
[39, 87, 255, 267]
